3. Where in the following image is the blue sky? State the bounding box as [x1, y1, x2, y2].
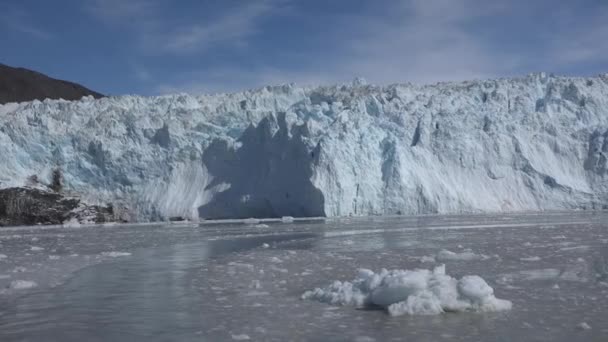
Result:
[1, 0, 607, 95]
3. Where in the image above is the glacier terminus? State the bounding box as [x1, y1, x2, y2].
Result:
[1, 73, 607, 223]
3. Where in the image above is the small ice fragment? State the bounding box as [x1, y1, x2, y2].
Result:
[255, 224, 269, 229]
[436, 249, 487, 261]
[281, 216, 294, 223]
[243, 218, 260, 224]
[231, 334, 250, 340]
[12, 266, 27, 273]
[0, 254, 7, 260]
[0, 274, 11, 279]
[420, 256, 435, 263]
[100, 251, 132, 257]
[577, 322, 591, 330]
[269, 256, 282, 263]
[250, 280, 261, 289]
[30, 246, 44, 251]
[552, 284, 560, 289]
[520, 256, 541, 262]
[49, 255, 61, 260]
[262, 243, 270, 249]
[9, 280, 38, 290]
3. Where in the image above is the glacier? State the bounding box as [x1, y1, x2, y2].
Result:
[1, 73, 607, 222]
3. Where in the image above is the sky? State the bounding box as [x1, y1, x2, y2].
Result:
[1, 0, 607, 96]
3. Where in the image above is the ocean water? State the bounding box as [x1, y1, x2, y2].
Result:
[1, 212, 607, 341]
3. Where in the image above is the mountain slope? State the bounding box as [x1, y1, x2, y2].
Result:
[0, 63, 103, 104]
[0, 73, 607, 222]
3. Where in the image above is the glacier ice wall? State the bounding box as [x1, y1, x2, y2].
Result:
[1, 73, 608, 220]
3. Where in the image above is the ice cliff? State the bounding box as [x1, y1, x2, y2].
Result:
[1, 73, 607, 221]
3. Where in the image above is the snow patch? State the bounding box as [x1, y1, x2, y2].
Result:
[302, 265, 512, 316]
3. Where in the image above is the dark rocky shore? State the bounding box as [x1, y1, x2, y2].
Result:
[0, 187, 116, 227]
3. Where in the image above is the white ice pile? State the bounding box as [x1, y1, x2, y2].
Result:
[1, 73, 608, 221]
[302, 265, 512, 316]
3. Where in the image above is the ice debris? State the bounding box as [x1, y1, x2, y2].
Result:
[302, 265, 512, 316]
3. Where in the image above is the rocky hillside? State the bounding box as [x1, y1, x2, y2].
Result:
[0, 63, 103, 104]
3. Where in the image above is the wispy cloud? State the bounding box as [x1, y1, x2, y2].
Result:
[85, 0, 159, 23]
[86, 0, 289, 54]
[337, 0, 519, 84]
[0, 5, 53, 40]
[162, 1, 286, 54]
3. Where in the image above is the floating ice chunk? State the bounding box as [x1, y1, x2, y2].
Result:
[231, 334, 250, 340]
[262, 243, 270, 249]
[255, 224, 269, 229]
[577, 322, 591, 330]
[436, 249, 488, 261]
[420, 256, 436, 263]
[30, 246, 44, 251]
[520, 256, 541, 262]
[269, 257, 282, 263]
[281, 216, 294, 223]
[100, 251, 132, 257]
[9, 280, 38, 290]
[302, 265, 511, 316]
[48, 255, 61, 260]
[0, 254, 7, 260]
